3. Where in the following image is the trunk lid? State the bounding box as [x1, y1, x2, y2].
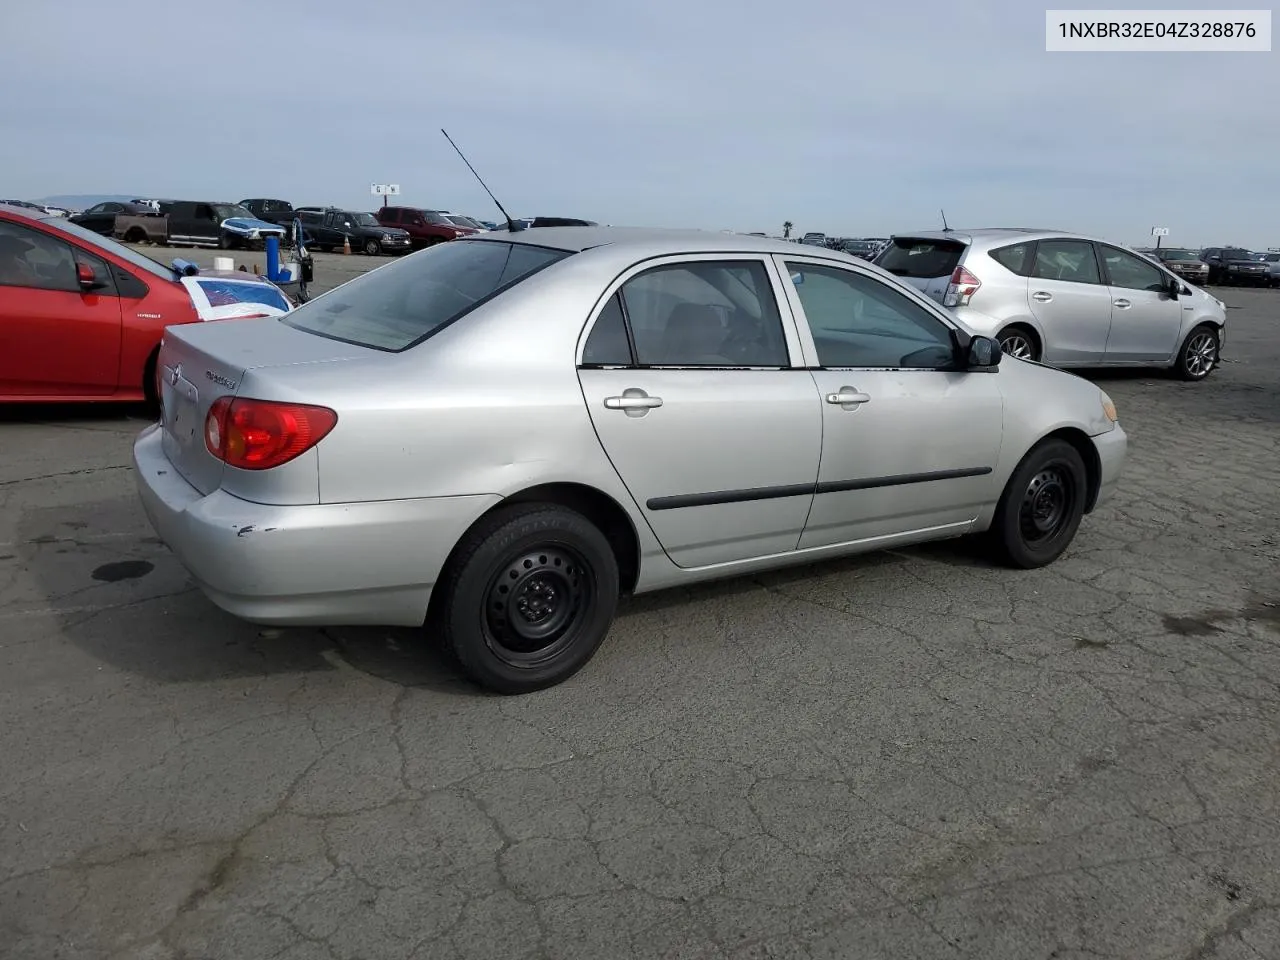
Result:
[156, 318, 371, 495]
[874, 235, 969, 302]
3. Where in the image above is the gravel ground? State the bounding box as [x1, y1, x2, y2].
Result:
[1, 268, 1278, 960]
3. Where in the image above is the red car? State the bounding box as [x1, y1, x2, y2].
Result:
[0, 203, 292, 404]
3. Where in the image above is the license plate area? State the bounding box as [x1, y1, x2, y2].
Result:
[161, 365, 200, 452]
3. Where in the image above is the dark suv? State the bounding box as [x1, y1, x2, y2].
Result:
[295, 208, 411, 255]
[376, 206, 476, 249]
[1200, 247, 1270, 286]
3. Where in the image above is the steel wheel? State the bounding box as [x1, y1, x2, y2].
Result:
[483, 546, 592, 667]
[997, 328, 1037, 361]
[1019, 464, 1077, 546]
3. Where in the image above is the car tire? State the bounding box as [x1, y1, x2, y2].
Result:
[995, 325, 1040, 362]
[1173, 323, 1220, 381]
[987, 438, 1088, 570]
[363, 238, 381, 256]
[434, 503, 620, 694]
[143, 347, 160, 410]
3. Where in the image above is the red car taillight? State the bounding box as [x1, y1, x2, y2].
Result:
[943, 266, 981, 307]
[204, 397, 338, 470]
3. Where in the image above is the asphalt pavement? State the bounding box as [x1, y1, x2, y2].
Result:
[2, 269, 1279, 960]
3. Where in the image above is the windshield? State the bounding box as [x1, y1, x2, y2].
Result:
[213, 204, 255, 221]
[1159, 249, 1197, 260]
[40, 216, 176, 280]
[282, 240, 573, 351]
[353, 213, 379, 226]
[1224, 248, 1252, 259]
[444, 216, 473, 228]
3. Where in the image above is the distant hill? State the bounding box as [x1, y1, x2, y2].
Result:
[34, 194, 140, 212]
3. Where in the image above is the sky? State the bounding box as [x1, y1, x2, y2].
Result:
[1, 0, 1277, 249]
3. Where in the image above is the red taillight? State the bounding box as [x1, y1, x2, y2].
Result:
[944, 266, 982, 307]
[204, 397, 337, 470]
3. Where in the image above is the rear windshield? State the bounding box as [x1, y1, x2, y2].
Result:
[282, 239, 572, 351]
[197, 279, 291, 312]
[875, 237, 967, 279]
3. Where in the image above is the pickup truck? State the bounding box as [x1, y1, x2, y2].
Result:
[295, 207, 412, 255]
[239, 198, 296, 226]
[113, 201, 287, 250]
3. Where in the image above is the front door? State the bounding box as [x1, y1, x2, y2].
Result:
[1026, 238, 1114, 364]
[576, 256, 822, 568]
[1096, 243, 1185, 362]
[0, 220, 122, 397]
[775, 256, 1004, 550]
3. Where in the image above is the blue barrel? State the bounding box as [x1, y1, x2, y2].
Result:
[265, 236, 280, 280]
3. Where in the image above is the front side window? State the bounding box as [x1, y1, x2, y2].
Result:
[785, 262, 956, 369]
[0, 220, 76, 291]
[283, 240, 572, 351]
[353, 213, 379, 227]
[1031, 239, 1101, 284]
[1099, 245, 1169, 292]
[616, 260, 789, 367]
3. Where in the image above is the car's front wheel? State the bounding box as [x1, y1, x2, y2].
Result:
[987, 438, 1088, 569]
[363, 238, 381, 256]
[1174, 324, 1220, 381]
[434, 504, 620, 694]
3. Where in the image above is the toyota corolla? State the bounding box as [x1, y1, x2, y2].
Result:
[133, 227, 1127, 693]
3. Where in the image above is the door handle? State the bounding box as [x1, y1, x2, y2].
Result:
[1112, 298, 1131, 308]
[1031, 291, 1053, 302]
[604, 392, 663, 418]
[825, 390, 871, 406]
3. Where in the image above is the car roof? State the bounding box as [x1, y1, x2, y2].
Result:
[467, 225, 861, 258]
[886, 227, 1096, 247]
[0, 202, 43, 221]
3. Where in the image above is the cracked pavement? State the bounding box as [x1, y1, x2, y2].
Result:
[1, 286, 1278, 960]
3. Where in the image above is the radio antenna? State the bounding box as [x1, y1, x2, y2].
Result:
[940, 208, 951, 232]
[440, 129, 521, 232]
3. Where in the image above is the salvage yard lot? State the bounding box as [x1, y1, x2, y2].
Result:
[2, 269, 1279, 959]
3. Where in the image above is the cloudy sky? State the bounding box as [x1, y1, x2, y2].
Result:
[2, 0, 1275, 247]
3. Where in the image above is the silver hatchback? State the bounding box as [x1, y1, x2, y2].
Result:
[134, 228, 1127, 694]
[875, 228, 1228, 380]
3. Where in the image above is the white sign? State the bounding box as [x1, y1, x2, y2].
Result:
[370, 183, 401, 196]
[1151, 227, 1169, 237]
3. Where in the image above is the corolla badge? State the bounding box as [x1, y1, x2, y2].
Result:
[205, 370, 238, 390]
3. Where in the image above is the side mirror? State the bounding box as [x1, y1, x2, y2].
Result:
[966, 335, 1002, 370]
[76, 262, 106, 291]
[343, 221, 352, 228]
[1167, 276, 1183, 298]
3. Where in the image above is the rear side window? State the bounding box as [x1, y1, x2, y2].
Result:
[283, 240, 572, 351]
[875, 237, 967, 279]
[196, 279, 291, 312]
[989, 242, 1032, 276]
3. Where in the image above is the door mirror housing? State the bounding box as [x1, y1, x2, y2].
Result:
[76, 262, 106, 291]
[965, 335, 1002, 371]
[1167, 275, 1183, 298]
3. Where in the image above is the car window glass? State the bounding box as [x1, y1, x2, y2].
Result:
[86, 203, 106, 214]
[283, 240, 572, 351]
[1100, 246, 1168, 292]
[1031, 240, 1100, 284]
[618, 260, 788, 367]
[581, 294, 632, 365]
[785, 262, 956, 369]
[0, 220, 76, 291]
[989, 242, 1032, 276]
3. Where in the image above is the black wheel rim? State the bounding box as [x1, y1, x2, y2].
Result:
[1019, 462, 1077, 546]
[483, 545, 593, 667]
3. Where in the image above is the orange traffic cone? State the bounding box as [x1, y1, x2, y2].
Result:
[342, 236, 351, 255]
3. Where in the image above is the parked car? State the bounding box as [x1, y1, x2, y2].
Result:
[69, 200, 153, 236]
[1149, 248, 1210, 285]
[0, 203, 291, 403]
[375, 206, 475, 248]
[132, 226, 1127, 694]
[1253, 251, 1280, 286]
[441, 213, 488, 231]
[840, 239, 879, 260]
[1200, 247, 1271, 286]
[800, 232, 827, 246]
[294, 208, 411, 255]
[873, 228, 1226, 379]
[238, 198, 297, 227]
[114, 200, 287, 250]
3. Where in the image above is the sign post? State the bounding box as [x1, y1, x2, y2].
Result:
[370, 183, 401, 209]
[1151, 226, 1169, 252]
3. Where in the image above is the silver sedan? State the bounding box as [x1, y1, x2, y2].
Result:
[133, 227, 1128, 693]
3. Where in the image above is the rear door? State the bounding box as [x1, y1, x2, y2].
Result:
[1095, 243, 1183, 362]
[1026, 238, 1113, 364]
[0, 219, 123, 396]
[874, 235, 969, 302]
[576, 255, 822, 568]
[166, 202, 201, 245]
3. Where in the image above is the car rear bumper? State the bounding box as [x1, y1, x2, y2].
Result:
[132, 424, 499, 627]
[1090, 424, 1127, 512]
